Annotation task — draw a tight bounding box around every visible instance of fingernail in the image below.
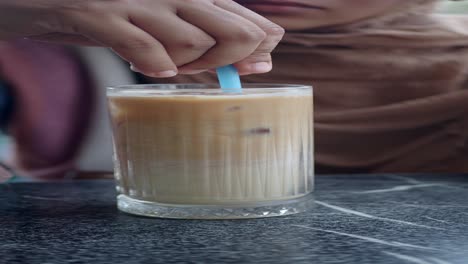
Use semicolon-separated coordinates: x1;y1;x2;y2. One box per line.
249;62;272;73
130;64;141;73
149;70;178;78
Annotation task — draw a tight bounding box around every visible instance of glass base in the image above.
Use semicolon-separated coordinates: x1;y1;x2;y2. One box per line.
117;193;314;219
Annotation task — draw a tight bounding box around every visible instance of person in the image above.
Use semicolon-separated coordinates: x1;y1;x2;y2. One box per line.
3;0;468;177
151;0;468;173
0;0;284;180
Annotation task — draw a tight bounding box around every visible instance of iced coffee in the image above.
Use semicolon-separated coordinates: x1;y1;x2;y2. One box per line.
107;84;313;219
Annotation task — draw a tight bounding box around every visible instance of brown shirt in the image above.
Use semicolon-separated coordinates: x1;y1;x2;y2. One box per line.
152;13;468;173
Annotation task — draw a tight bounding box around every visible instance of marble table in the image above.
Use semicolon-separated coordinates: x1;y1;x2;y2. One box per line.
1;174;467;264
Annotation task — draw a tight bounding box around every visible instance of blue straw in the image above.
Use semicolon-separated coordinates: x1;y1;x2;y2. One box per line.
216;65;242;93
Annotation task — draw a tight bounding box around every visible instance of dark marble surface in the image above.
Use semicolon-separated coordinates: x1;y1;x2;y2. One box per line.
1;174;468;264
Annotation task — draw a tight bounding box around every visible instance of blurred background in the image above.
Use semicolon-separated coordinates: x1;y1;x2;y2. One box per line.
0;0;467;181
438;0;468;13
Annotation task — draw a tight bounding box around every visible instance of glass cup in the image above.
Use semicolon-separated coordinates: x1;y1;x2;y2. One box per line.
107;84;314;219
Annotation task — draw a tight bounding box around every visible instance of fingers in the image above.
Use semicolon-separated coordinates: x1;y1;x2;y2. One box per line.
213;0;285;75
68;13;177;77
175;1;267;73
128;9;216;69
54;0;284;77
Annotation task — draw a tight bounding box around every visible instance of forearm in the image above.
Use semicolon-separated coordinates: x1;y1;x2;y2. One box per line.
0;0;61;40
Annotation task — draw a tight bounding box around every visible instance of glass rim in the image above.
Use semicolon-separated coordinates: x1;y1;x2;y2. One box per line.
107;83;312;97
107;83;312;90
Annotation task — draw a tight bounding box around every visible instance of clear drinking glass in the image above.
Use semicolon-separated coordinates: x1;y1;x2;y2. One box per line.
107;84;314;219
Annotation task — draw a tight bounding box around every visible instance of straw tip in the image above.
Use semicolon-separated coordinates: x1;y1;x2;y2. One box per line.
216;65;242;92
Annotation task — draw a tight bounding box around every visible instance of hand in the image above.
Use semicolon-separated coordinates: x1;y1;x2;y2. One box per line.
0;0;284;77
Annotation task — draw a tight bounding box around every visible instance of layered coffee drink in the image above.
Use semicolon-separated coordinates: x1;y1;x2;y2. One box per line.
107;84;313;218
